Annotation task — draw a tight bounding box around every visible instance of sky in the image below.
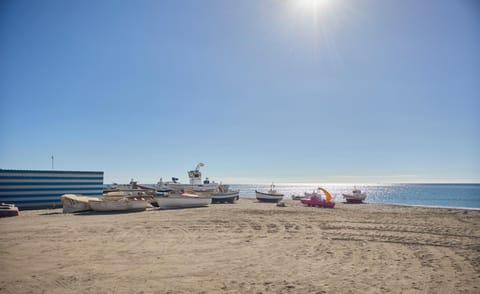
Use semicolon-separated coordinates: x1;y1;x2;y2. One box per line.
0;0;479;184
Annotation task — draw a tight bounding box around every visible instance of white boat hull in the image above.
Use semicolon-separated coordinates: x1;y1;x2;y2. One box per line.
156;195;211;209
167;183;219;192
60;194;100;213
89;199;152;212
342;193;367;203
255;191;284;202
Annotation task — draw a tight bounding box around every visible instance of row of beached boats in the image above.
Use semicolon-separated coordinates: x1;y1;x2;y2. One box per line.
61;163;241;213
290;187;367;204
57;163;366;213
255;184;367;209
258;184;337;208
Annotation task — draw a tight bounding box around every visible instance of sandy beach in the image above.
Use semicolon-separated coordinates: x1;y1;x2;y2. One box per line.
1;199;479;293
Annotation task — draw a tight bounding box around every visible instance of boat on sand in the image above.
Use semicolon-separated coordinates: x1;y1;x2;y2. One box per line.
342;188;367;203
60;194;101;213
163;163;219;192
89;197;152;212
300;187;335;208
0;203;19;217
209;184;239;204
156;193;211;209
255;183;284;202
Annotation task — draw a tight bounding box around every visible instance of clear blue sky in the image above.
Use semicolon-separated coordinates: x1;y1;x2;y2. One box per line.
1;0;479;184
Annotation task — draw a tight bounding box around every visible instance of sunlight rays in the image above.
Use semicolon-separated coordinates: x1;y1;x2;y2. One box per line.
283;0;345;67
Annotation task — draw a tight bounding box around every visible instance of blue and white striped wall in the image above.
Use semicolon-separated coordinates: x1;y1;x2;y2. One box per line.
0;169;104;209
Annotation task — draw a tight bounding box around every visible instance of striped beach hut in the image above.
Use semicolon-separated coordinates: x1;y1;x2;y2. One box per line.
0;169;104;209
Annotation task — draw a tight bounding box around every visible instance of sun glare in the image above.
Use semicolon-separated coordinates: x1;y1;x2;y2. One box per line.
296;0;332;10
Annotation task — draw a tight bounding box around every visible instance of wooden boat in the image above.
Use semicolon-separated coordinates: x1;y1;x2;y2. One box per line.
60;194;101;213
89;197;152;212
155;193;211;209
300;187;335;208
342;188;367;203
0;203;19;217
104;179;155;194
255;183;284;202
104;190;157;206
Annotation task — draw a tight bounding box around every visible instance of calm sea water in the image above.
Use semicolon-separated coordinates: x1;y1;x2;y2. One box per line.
229;183;480;209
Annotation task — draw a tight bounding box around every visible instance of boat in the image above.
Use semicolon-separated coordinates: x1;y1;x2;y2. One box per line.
342;188;367;203
255;183;284;202
291;194;307;200
60;194;101;213
104;180;157;206
103;190;156;205
162;163;220;192
300;187;335;208
211;185;240;204
0;203;19;217
104;179;156;196
155;192;211;209
89;197;152;212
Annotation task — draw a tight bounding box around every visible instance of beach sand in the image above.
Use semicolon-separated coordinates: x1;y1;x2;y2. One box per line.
1;199;479;293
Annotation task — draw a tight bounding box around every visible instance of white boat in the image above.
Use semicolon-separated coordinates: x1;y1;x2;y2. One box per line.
0;203;19;217
255;183;284;202
342;188;367;203
160;163;219;193
60;194;101;213
156;193;211;209
89;197;152;212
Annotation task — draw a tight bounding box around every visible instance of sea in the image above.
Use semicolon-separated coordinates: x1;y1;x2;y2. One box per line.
228;183;480;209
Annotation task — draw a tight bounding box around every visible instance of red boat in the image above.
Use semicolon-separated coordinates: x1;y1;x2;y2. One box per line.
300;187;335;208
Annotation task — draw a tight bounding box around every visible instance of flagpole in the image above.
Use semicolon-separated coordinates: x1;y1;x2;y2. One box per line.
51;155;54;170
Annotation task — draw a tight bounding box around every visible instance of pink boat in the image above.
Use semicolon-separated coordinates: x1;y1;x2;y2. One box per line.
301;197;335;208
300;187;335;208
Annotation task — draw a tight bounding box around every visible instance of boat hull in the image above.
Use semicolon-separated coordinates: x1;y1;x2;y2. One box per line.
0;204;19;217
167;183;219;192
300;198;335;208
342;193;367;203
344;197;364;203
156;195;211;209
60;194;100;213
89;199;152;212
255;191;284;203
211;191;239;204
